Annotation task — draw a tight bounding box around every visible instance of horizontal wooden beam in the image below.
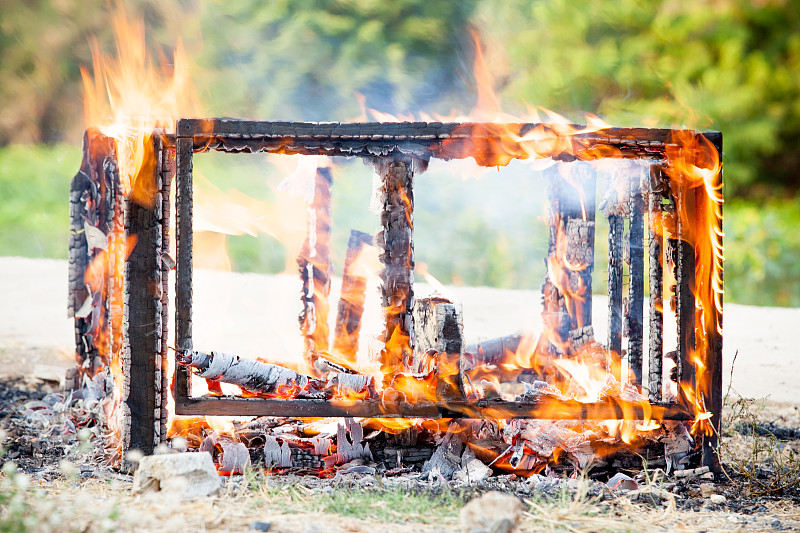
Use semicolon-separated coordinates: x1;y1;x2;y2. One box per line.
175;395;693;421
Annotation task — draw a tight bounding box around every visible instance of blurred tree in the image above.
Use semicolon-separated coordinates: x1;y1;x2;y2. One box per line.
194;0;476;120
0;0;197;144
474;0;800;195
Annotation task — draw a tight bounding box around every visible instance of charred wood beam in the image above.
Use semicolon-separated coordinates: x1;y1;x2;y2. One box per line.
175;137;194;400
298;166;333;374
157;139;175;443
174;395;695;421
68;129;120;382
374;153;419;389
699;133;724;473
122;134;164;454
332;230;373;364
648;165;665;403
176;119;717;162
627;167;645;388
673;187;696;412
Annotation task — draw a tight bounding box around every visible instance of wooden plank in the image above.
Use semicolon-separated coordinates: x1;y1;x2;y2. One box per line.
627;167;645;387
648;165;665;402
174;396;693;421
122;135;162;454
607;215;624;380
175;137;194;401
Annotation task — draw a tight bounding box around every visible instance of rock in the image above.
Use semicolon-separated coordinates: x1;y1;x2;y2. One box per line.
459;491;523;533
699;483;715;498
709;494;726;504
249;521;271;531
133;452;220;497
454;448;492;484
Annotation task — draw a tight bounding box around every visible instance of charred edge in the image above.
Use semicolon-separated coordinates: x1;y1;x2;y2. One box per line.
627;169;645;387
175;119;718;162
648;165;665;403
333;230;374;363
175;137;194;400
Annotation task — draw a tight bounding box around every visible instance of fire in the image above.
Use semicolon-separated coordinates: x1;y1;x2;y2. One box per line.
77;9;722;475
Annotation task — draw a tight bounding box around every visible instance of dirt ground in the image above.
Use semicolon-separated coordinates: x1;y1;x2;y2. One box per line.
1;256;799;532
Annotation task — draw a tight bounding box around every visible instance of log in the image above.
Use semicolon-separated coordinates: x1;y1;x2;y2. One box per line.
412;297;465;400
298;166;333;374
178;350;322;398
332;230;374;364
158;139;175;442
374;154;418;389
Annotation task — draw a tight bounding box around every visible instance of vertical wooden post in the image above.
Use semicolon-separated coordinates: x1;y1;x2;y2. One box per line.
157;141;175;442
175;135;194;401
627;167;645;387
648;164;665;402
674;186;696;412
375;154;416;389
122;134;163;454
701;133;723;473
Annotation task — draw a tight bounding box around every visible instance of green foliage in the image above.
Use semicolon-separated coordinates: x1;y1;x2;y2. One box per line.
0;144;78;259
195;0;475;121
724;197;800;306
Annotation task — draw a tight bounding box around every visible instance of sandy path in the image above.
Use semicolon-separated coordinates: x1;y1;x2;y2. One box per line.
1;256;797;402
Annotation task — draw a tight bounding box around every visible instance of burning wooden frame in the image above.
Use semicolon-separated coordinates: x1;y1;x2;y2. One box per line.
68;119;722;471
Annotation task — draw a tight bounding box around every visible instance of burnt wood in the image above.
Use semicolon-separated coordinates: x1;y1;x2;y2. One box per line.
122;134;164;453
627;167;645;387
648;165;665;403
375;154;417;388
174;395;693;421
607;215;624;379
175;137;194;399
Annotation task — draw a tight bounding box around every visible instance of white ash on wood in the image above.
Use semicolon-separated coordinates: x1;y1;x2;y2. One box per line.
413;296;465;400
179;350;322;398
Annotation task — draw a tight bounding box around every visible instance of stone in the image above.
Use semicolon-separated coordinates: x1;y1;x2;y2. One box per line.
459;491;523;533
699;482;715;498
709;494;726;504
454;448;492;484
133;452;220;497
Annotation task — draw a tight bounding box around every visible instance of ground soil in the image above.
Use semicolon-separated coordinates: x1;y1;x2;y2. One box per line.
1;256;799;532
